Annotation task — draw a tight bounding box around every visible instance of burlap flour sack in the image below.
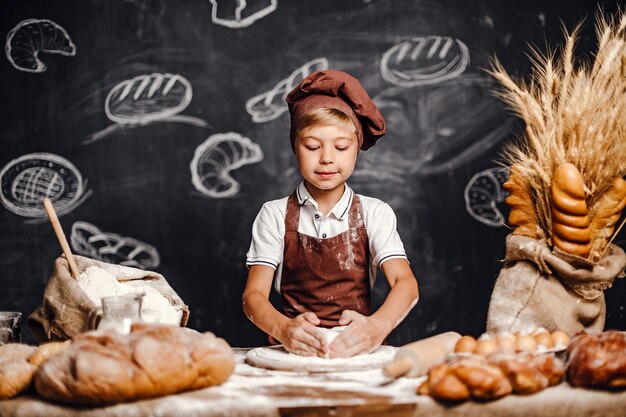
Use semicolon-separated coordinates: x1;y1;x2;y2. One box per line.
487;234;626;336
28;255;189;343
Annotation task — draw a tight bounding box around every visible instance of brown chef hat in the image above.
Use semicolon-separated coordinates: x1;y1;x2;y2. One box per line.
286;69;385;152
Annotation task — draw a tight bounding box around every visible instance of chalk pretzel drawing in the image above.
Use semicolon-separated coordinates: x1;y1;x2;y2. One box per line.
0;153;90;220
5;18;77;73
209;0;278;29
190;132;263;198
85;73;208;144
246;57;329;123
71;221;160;270
380;36;469;87
464;167;510;227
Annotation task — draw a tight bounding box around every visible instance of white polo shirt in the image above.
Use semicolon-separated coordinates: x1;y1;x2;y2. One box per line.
246;182;408;292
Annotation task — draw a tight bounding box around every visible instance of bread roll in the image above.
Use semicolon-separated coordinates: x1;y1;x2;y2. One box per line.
504;165;540;238
454;360;512;400
426;364;470;401
495;358;548;394
34;323;235;405
550;163;591;257
567;330;626;389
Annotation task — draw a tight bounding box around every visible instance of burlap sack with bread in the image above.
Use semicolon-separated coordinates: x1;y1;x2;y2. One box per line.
486;17;626;336
28;255;189;342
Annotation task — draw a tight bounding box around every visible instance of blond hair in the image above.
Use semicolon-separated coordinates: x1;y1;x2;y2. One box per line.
293;107;357;140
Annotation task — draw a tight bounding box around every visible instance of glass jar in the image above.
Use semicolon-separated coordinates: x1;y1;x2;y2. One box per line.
97;294;143;334
0;311;21;345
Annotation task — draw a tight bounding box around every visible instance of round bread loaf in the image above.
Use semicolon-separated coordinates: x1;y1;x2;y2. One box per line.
34;323;235;405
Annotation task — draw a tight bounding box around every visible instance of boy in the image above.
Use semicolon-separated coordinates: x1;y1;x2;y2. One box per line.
243;70;419;358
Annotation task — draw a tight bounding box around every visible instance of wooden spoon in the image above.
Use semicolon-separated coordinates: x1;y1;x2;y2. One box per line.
43;198;80;278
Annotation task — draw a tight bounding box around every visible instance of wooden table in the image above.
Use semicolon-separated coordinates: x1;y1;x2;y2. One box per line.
1;349;625;417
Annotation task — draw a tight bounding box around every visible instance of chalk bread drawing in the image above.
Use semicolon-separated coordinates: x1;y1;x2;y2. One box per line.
380;36;469;87
246;58;329;123
71;221;160;270
209;0;278;29
85;73;208;144
0;153;90;220
190;132;263;198
5;18;76;73
464;167;509;227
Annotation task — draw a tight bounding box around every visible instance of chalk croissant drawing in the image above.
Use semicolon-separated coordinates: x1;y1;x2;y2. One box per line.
71;221;160;270
380;36;469;87
0;153;90;221
464;167;509;227
85;73;208;144
190;132;263;198
209;0;277;29
246;57;329;123
5;18;77;73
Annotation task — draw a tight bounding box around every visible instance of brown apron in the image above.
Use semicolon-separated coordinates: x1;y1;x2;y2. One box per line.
280;192;371;328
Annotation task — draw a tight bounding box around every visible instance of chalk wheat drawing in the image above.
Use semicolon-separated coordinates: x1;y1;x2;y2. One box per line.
190;132;263;198
85;73;208;144
464;167;509;227
71;221;160;270
209;0;278;29
246;57;329;123
380;36;469;87
0;153;90;222
5;18;76;73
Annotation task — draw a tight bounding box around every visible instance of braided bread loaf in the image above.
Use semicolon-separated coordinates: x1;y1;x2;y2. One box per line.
504;165;540;238
551;163;591;257
418;353;564;402
589;177;626;261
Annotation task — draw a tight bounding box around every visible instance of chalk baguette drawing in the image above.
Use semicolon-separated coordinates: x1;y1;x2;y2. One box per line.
209;0;277;29
464;167;509;227
0;153;90;221
5;18;76;73
246;57;329;123
190;132;263;198
380;36;469;87
85;73;208;144
71;221;160;270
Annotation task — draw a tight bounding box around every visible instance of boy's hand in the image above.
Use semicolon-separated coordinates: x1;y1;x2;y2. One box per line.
328;310;391;358
278;312;328;357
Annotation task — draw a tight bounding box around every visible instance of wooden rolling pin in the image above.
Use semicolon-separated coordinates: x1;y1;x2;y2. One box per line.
383;331;461;379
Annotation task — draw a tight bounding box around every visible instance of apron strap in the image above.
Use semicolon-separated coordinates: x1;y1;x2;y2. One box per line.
285;193;300;233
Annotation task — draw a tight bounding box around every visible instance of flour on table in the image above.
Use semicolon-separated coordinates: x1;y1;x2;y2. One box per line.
77;265;182;325
246;345;396;372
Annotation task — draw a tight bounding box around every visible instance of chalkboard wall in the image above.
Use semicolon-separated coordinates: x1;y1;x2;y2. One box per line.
1;0;624;347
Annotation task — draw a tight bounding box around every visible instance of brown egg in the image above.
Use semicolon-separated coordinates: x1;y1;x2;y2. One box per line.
532;327;549;336
496;336;516;353
515;335;537;353
455;336;478;353
551;330;571;347
534;332;555;349
476;338;498;356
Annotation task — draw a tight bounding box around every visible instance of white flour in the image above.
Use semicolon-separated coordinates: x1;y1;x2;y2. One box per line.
77;266;182;325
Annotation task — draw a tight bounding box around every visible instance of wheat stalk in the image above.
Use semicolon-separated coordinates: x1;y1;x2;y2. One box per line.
489;9;626;259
